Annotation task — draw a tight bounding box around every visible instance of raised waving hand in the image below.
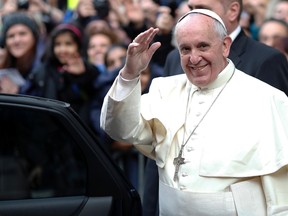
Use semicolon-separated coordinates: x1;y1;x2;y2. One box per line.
120;27;161;80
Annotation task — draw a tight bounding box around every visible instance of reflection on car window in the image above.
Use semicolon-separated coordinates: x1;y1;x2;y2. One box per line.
0;106;87;200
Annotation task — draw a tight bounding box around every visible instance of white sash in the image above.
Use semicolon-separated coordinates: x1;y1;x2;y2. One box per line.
159;181;237;216
230;177;267;216
159;177;267;216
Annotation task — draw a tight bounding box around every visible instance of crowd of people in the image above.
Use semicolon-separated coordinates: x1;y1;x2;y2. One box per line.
0;0;178;192
1;0;288;215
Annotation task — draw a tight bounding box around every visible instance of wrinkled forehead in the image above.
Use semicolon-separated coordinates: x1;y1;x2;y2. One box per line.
177;9;227;33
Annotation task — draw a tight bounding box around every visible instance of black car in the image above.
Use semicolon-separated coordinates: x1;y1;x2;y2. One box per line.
0;94;142;216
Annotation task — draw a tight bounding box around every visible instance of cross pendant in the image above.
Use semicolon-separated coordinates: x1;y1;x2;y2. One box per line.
173;153;185;181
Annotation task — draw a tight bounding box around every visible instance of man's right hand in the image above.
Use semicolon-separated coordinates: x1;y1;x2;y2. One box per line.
120;27;161;80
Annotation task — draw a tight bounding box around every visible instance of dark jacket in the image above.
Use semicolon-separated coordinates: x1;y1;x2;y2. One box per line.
31;60;100;124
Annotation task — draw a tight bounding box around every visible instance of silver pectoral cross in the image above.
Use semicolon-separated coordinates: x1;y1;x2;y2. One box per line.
173;149;185;181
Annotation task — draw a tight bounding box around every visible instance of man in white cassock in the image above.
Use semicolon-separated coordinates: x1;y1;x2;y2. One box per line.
100;9;288;216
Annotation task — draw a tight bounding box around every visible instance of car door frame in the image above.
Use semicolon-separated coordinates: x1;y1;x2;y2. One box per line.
0;94;142;216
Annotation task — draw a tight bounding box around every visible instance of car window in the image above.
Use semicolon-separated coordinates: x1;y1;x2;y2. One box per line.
0;106;87;200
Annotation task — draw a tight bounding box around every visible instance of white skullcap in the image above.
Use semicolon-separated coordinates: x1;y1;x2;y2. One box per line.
177;9;227;33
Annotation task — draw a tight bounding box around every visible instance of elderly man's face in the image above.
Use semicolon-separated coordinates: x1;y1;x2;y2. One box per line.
176;14;231;87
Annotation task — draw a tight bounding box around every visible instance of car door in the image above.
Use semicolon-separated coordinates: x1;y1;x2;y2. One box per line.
0;94;142;216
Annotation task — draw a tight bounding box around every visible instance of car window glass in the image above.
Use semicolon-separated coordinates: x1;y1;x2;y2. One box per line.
0;106;87;200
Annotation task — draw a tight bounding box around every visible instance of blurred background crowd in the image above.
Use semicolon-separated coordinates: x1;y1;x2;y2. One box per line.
0;0;287;198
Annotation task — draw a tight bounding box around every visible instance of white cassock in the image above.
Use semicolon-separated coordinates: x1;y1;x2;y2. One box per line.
101;60;288;216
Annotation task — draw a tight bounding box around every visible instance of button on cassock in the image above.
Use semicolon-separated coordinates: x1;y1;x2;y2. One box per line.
180;186;186;190
186;146;194;152
182;172;188;177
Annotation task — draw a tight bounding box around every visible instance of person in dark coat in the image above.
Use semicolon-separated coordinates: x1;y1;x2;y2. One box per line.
32;22;99;125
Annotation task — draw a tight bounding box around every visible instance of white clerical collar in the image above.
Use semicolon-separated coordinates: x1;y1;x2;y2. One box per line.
229;25;241;42
189;59;235;91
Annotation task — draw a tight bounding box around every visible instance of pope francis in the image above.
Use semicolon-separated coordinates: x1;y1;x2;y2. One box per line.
100;9;288;216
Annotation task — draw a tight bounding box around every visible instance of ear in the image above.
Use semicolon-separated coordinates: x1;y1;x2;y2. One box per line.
223;35;232;57
227;1;241;23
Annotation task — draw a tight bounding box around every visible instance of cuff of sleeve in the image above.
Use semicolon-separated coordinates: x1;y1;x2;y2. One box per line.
113;74;140;100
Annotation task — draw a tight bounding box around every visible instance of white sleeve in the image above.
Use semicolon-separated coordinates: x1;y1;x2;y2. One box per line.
112;74;140;100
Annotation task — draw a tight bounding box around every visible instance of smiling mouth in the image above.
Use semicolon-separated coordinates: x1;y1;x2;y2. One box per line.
190;64;207;70
58;55;68;59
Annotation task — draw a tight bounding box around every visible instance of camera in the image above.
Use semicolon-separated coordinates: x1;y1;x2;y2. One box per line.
93;0;109;19
18;0;29;10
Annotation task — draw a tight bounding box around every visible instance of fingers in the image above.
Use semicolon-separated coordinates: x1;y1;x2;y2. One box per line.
0;76;19;93
122;27;161;80
148;41;161;56
128;27;160;56
63;54;85;75
132;27;159;45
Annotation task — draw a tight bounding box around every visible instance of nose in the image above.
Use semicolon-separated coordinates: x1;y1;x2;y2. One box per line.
11;34;21;44
114;58;123;69
189;50;202;65
58;44;67;52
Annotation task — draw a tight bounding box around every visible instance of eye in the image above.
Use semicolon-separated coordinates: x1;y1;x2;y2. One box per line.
179;46;190;55
65;41;73;46
19;31;28;36
7;34;14;39
198;42;209;50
